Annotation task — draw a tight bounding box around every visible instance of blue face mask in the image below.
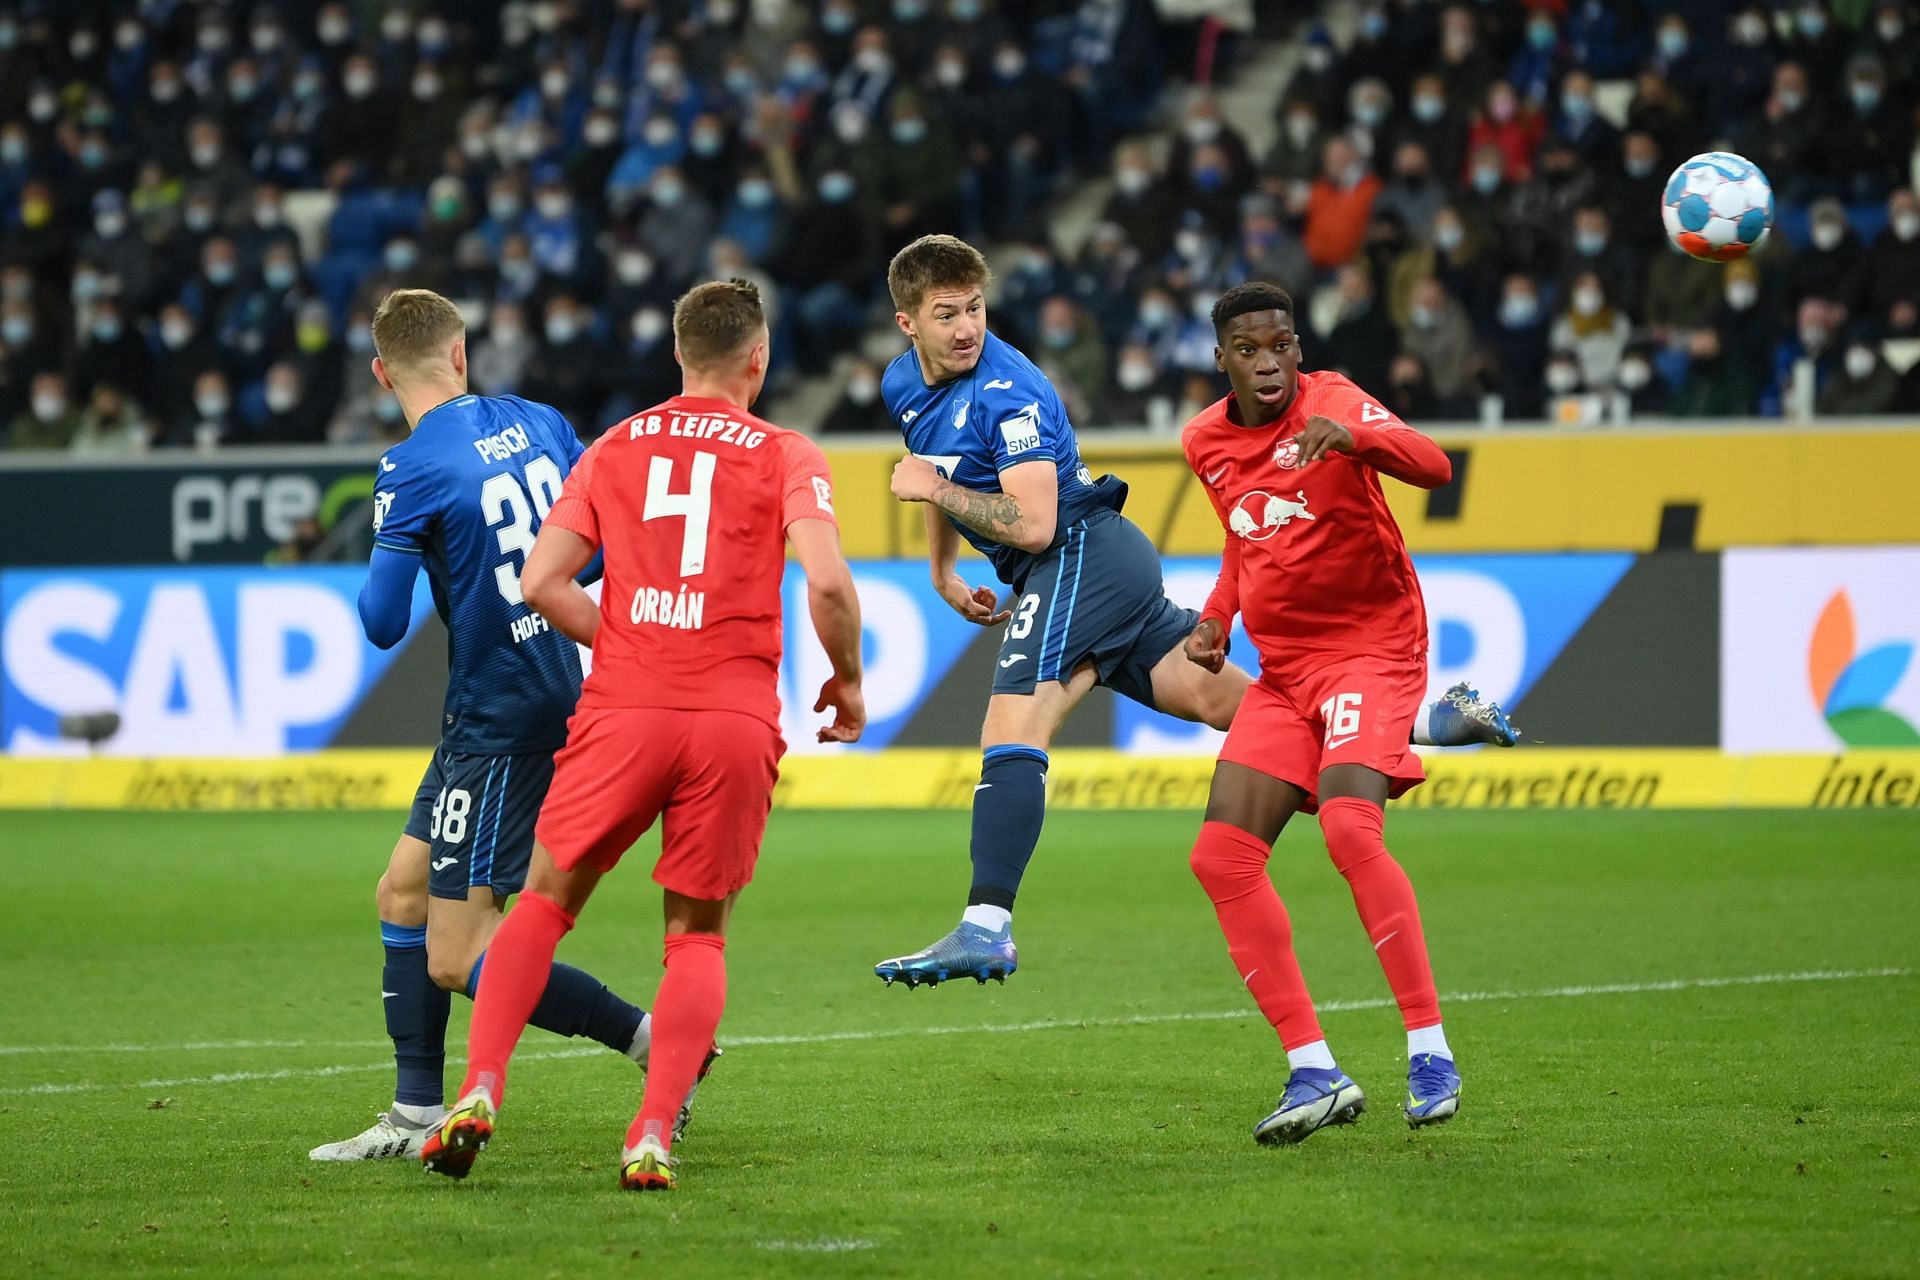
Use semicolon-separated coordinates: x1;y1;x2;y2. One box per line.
1193;165;1227;192
265;262;297;290
1;319;31;345
818;173;856;203
0;139;24;165
207;261;237;287
1471;166;1501;194
1851;82;1882;112
822;9;855;34
1562;93;1592;122
891;118;928;144
1528;21;1555;49
94;317;124;342
690;131;724;157
737;179;774;208
1657;30;1687;59
1362;12;1387;38
1499;295;1538;327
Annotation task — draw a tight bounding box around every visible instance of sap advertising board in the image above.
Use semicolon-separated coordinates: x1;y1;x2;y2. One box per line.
2;555;1630;757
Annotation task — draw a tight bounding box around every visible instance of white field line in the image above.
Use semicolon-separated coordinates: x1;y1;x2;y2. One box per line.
1;967;1908;1098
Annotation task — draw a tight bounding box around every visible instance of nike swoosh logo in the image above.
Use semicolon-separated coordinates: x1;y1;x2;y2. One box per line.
985;379;1014;390
1242;968;1260;986
1372;930;1400;952
381;991;398;999
1327;734;1358;750
998;653;1030;668
975;783;992;792
1205;467;1227;484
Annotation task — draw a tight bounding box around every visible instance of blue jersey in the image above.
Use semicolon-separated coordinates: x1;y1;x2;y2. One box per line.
882;331;1125;585
368;394;585;754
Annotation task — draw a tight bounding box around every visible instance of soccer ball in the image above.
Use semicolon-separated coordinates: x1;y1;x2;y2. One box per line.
1661;152;1774;261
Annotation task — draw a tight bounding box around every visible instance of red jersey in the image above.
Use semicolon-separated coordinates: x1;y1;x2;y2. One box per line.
1181;370;1450;680
544;394;837;731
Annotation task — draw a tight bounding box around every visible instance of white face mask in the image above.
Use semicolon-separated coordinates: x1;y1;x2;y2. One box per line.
1546;363;1580;393
846;374;879;403
1117;362;1155;392
546;316;579;344
1726;280;1759;310
32;394;67;421
196;393;229;418
1894;213;1920;242
162;321;193;349
1572;286;1603;317
1812;222;1843;251
617;253;654;285
1845;347;1876;379
1617;360;1651;390
266;384;299;413
632;311;666;343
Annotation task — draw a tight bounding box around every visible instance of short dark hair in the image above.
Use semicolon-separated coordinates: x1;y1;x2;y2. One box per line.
672;277;765;368
888;233;992;315
1211;282;1295;336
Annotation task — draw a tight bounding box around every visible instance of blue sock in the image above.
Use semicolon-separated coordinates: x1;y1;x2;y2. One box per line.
466;952;647;1056
967;745;1049;910
381;922;448;1109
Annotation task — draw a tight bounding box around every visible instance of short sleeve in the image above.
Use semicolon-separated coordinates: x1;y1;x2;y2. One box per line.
370;447;438;554
544;439;602;545
979;366;1062;471
779;434;838;529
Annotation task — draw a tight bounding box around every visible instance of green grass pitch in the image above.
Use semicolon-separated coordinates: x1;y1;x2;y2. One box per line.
1;808;1915;1278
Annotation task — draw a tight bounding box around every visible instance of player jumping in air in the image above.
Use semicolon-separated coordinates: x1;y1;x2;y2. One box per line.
421;280;865;1191
1183;282;1462;1143
872;236;1514;989
311;290;665;1162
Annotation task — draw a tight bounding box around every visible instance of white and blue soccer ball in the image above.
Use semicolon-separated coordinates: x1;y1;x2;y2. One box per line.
1661;151;1774;261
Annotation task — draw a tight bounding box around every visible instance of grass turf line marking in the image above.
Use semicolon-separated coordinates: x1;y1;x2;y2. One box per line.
2;967;1908;1096
755;1239;878;1253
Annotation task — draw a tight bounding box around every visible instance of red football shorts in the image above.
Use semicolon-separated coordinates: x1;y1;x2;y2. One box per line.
1219;655;1427;812
536;707;785;901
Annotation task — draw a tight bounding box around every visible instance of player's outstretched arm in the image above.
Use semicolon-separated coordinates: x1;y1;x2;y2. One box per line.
1296;411;1452;490
358;545;421;650
891;455;1058;554
522;524;602;647
788;518;866;744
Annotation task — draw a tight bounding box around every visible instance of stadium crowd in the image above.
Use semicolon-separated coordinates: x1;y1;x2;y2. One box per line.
0;1;1917;453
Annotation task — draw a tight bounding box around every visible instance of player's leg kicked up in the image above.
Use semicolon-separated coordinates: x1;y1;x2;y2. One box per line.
870;237;1514;989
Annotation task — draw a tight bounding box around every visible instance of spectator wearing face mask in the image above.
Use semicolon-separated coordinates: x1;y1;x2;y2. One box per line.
876;90;964;243
679;112;739;209
1789;200;1862;309
1852;188;1920;338
817;356;893;434
1398;275;1480;404
8;371;84;450
525;173;589;283
469;301;534;397
1767;297;1845;416
1624;68;1693;159
1127;287;1184;368
1643;239;1724;348
1303;135;1380;272
1175;141;1245;243
242;359;328;444
6;181;74;287
73;382;150;454
0;301;56;429
1711;8;1781;132
1507;9;1566;108
520;295;610;433
1317;264;1397;392
1783;1;1847;89
1553;70;1619;170
1232;203;1311;311
1827;56;1914;205
179;368;239;448
1383;73;1464;195
353;234;441;316
1342;78;1396;157
1741;61;1825;203
1261;95;1329;201
1614;346;1671;418
1557;206;1642;318
605;303;681;426
832;26;899;114
1104;140;1177;260
1606;131;1669;258
1677;259;1774;416
1106;341;1173;430
1483;273;1550;420
330;54;396;173
77;189;155;311
1551;271;1631;392
1382;351;1444;422
1816;342;1901;416
1032;295;1109;424
638;166;717;291
1395;205;1498;334
1371;142;1445;246
70;296;152;403
180;117;253;224
147;301;218;425
1465;81;1546;186
394;61;463;184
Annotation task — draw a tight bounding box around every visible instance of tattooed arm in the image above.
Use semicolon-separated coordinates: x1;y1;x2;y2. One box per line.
891;457;1059;553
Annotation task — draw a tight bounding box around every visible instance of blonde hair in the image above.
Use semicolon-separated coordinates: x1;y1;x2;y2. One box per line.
672;278;765;368
887;234;992;315
369;288;466;372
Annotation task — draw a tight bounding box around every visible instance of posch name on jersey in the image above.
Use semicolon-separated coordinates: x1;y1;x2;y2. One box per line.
472;423;533;463
627;411;768;450
629;583;707;630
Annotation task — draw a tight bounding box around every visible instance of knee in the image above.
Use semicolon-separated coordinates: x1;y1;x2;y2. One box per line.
426;946;476;994
1189;822;1266;897
376;871;427;928
1318;798;1385;876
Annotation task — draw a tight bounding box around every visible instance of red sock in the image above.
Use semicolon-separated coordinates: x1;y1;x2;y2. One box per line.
1188;820;1324;1050
459;892;573;1106
1318;797;1441;1031
626;932;727;1153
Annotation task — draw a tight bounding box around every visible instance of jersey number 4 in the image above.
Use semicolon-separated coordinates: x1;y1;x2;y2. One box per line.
643;451;717;576
482;456;565;605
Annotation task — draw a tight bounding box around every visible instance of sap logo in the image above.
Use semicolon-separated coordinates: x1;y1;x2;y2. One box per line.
1;577;370;756
171;474;321;562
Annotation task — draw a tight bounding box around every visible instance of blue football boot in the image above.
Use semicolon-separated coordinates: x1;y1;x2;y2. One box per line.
1252;1067;1367;1145
1404;1053;1462;1128
874;921;1017;988
1421;681;1520;748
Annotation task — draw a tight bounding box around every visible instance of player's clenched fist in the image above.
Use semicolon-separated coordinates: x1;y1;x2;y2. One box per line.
1185;616;1229;673
1293;414;1355;464
890;454;941;502
936;572;1012;626
813;675;867;744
